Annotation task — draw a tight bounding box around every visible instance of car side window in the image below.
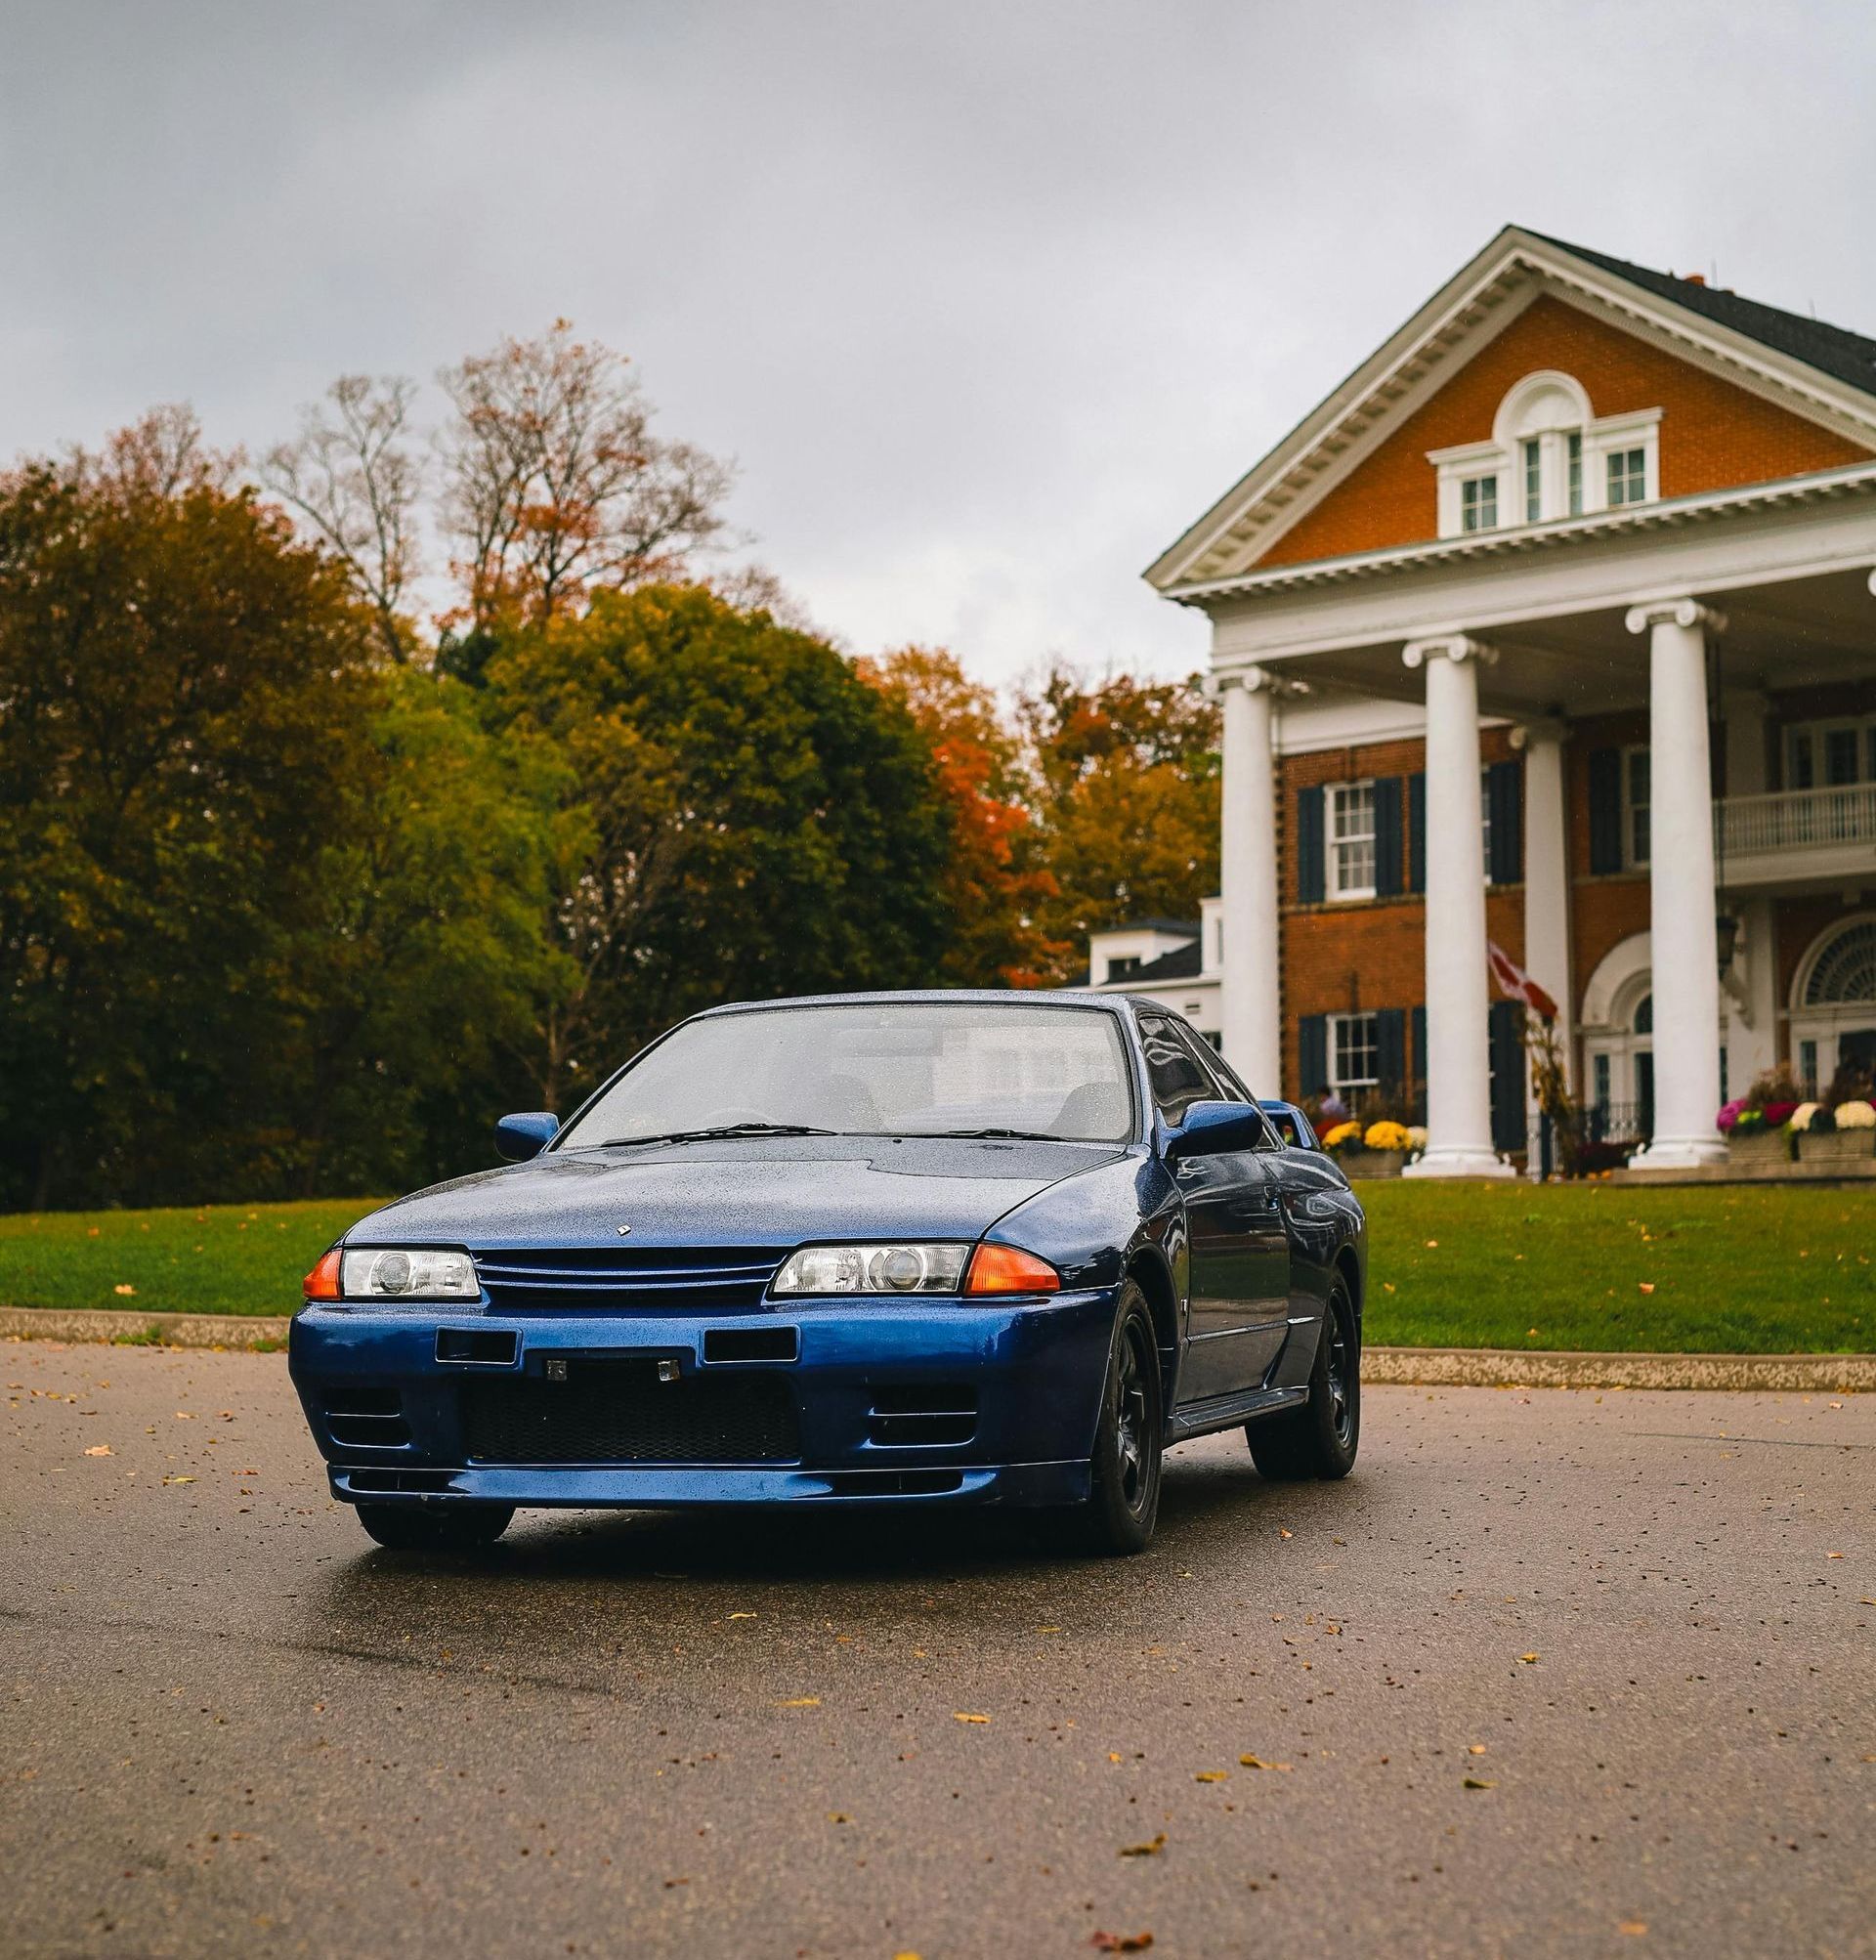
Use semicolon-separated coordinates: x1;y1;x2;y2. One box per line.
1136;1015;1215;1124
1168;1023;1282;1148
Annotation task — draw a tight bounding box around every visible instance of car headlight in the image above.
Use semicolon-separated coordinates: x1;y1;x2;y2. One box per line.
339;1247;480;1301
771;1243;970;1296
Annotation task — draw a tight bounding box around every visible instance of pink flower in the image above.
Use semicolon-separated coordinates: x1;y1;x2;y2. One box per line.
1715;1097;1746;1134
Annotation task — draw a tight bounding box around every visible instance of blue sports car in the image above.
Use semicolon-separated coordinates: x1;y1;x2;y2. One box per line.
290;992;1366;1555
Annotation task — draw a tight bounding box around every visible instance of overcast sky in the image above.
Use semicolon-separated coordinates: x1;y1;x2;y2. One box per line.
3;1;1873;685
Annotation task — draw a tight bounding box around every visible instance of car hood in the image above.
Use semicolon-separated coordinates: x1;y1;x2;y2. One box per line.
346;1134;1130;1251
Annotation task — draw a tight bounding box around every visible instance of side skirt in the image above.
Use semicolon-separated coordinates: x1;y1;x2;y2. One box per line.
1166;1383;1308;1445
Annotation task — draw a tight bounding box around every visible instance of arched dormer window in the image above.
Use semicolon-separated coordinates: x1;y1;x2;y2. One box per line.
1428;370;1662;538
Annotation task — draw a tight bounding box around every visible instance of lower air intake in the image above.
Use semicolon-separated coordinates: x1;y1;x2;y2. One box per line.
462;1360;799;1465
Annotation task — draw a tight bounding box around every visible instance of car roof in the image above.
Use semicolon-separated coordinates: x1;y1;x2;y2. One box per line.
691;989;1131;1018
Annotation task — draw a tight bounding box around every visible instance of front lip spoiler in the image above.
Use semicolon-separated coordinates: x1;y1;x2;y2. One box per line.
327;1460;1090;1509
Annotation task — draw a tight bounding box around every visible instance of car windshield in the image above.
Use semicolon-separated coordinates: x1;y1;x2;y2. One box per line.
557;1001;1135;1148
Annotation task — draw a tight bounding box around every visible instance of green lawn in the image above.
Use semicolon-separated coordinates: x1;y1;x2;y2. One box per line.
1359;1180;1873;1353
0;1199;382;1318
0;1182;1870;1354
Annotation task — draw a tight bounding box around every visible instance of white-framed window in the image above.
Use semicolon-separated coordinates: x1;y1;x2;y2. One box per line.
1328;1011;1380;1096
1327;782;1378;900
1607;447;1647;507
1460;475;1498;533
1428;373;1659;536
1623;745;1650;868
1785;715;1876;789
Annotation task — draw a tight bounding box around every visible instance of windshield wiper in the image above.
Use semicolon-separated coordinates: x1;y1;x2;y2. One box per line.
917;1127;1065;1142
598;1123;837;1148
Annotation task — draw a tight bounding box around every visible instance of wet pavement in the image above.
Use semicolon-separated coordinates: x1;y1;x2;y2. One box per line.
3;1342;1871;1958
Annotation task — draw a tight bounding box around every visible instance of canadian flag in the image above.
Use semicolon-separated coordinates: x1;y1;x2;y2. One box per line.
1487;942;1559;1022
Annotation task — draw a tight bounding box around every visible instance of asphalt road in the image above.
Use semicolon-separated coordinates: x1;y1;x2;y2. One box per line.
3;1345;1871;1960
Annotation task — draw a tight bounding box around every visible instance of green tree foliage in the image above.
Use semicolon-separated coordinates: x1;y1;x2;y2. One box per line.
481;584;956;1109
0;420;564;1209
1016;665;1221;980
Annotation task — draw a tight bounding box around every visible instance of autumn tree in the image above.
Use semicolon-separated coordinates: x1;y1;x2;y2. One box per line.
481;585;954;1109
1016;664;1221;981
262;375;423;662
860;647;1064;986
438;320;734;633
0;420;380;1206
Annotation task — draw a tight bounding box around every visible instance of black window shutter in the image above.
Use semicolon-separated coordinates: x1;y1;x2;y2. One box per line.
1411;1004;1428;1122
1489;1000;1524;1154
1373;777;1404;897
1298;1014;1328;1099
1375;1006;1406;1091
1588;746;1622;874
1487;757;1523;884
1408;772;1427;893
1297;786;1326;904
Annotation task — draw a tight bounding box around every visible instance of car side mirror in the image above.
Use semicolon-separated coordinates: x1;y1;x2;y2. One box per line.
1166;1099;1266;1159
495;1111;560;1162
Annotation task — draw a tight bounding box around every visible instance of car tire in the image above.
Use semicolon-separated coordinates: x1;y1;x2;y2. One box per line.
1247;1274;1359;1482
354;1502;515;1552
1067;1281;1164;1555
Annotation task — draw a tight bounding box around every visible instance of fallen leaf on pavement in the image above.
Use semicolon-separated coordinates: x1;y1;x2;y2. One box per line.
84;1444;113;1457
1194;1770;1228;1783
1463;1777;1496;1790
162;1474;195;1485
1118;1834;1167;1857
1089;1933;1154;1953
1619;1922;1648;1938
775;1697;820;1707
1278;1528;1294;1540
1518;1653;1540;1664
954;1712;990;1724
1468;1744;1487;1755
728;1611;757;1619
1239;1755;1293;1771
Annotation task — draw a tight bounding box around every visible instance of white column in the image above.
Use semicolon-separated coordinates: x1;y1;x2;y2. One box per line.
1516;722;1573;1072
1401;635;1513;1179
1625;599;1728;1170
1217;666;1282;1096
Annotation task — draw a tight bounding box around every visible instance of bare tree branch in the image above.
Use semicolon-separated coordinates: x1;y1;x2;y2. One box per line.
437;320;735;629
262;375;421;662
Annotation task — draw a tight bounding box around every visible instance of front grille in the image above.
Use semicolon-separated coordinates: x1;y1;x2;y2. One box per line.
473;1245;789;1313
462;1360;799;1464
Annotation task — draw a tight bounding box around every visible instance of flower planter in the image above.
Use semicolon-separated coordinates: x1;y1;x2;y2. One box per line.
1797;1129;1876;1167
1337;1147;1406;1178
1726;1129;1793;1169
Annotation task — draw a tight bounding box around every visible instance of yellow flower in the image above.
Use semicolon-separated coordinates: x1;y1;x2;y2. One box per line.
1363;1120;1409;1151
1323;1120;1362;1148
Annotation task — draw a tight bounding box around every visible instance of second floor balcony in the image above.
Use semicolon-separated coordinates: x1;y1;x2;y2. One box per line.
1718;782;1876;887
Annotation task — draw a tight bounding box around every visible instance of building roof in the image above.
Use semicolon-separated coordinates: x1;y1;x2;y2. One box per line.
1090;916;1200;940
1129;941;1205;982
1146;225;1876;596
1531;233;1876;400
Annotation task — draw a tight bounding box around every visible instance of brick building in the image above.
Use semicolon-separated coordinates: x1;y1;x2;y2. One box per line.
1121;227;1876;1172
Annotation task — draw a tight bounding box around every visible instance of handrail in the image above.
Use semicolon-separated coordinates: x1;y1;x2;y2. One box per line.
1717;782;1876;857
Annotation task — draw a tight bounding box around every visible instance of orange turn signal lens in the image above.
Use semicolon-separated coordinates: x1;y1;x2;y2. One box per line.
963;1243;1061;1297
303;1248;343;1301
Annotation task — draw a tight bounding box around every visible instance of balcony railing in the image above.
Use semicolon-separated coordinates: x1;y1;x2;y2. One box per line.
1718;782;1876;860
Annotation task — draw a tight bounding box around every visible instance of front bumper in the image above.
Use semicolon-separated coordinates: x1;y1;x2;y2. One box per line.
289;1288;1118;1511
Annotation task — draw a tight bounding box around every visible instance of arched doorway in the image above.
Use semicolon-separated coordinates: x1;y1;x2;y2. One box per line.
1790;916;1876;1094
1580;932;1655;1141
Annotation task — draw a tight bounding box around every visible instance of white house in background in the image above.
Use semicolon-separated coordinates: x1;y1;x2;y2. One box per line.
1087;905;1223;1042
1140;226;1876;1172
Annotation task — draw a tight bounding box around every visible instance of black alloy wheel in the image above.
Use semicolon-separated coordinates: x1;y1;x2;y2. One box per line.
1069;1281;1164;1555
354;1502;515;1553
1247;1274;1360;1481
